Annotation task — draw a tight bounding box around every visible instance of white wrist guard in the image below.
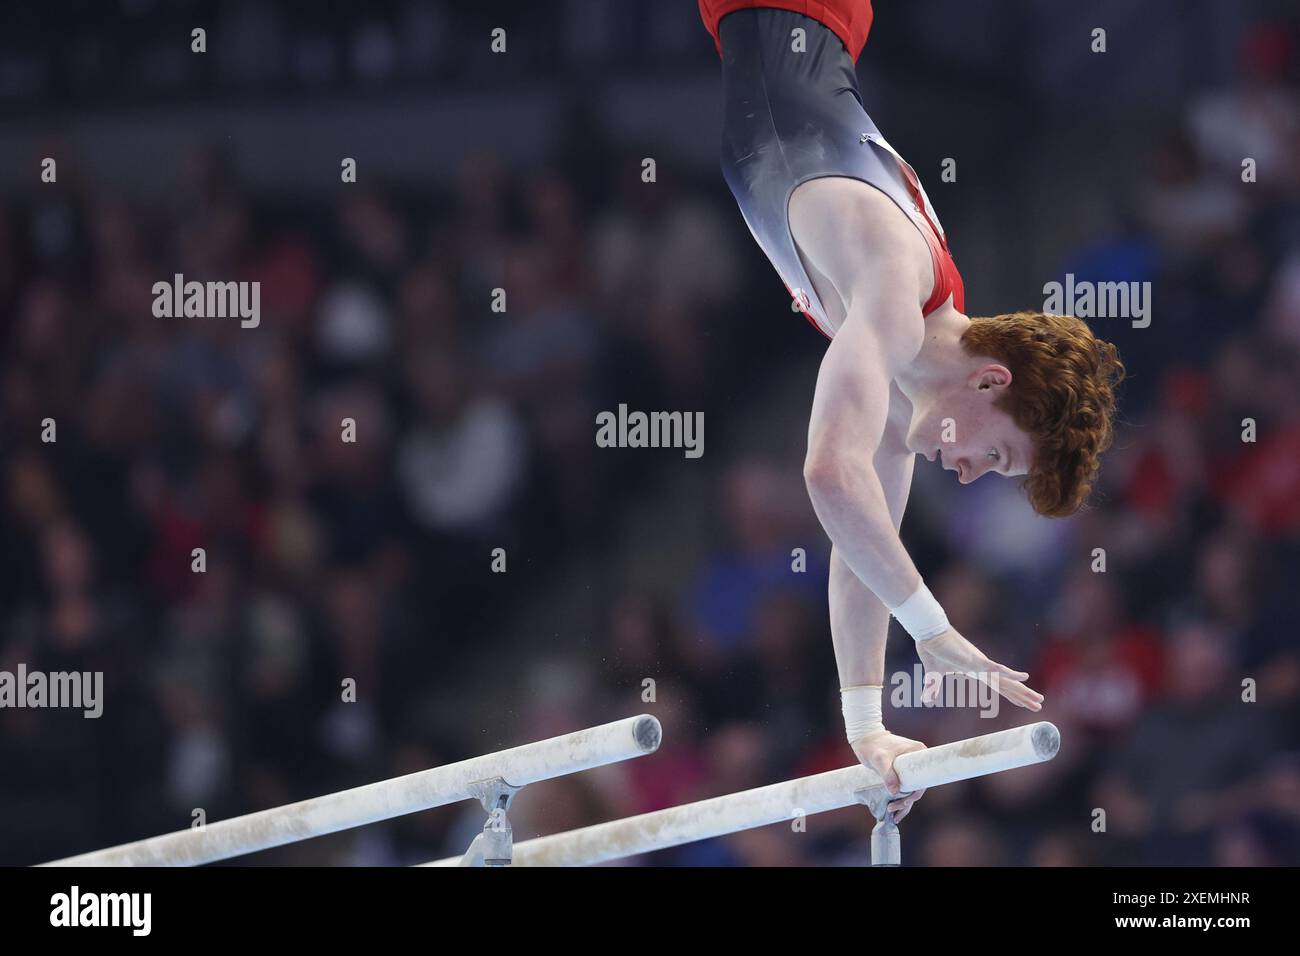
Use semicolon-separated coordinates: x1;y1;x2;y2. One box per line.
890;581;950;642
841;685;884;743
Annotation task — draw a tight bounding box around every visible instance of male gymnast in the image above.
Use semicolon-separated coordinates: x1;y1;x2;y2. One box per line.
699;0;1124;821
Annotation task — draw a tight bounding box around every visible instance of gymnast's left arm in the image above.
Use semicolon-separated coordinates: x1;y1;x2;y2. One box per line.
829;415;929;821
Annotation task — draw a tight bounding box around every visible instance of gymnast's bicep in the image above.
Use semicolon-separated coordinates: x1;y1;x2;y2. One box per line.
806;296;921;471
807;321;890;470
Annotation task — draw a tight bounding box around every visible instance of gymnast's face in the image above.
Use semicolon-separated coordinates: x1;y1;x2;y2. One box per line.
906;363;1034;484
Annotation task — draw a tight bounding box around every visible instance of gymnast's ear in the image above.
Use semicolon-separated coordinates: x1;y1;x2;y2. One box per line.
972;364;1012;392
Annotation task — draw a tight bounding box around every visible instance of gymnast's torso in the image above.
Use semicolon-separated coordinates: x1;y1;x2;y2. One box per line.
706;2;965;337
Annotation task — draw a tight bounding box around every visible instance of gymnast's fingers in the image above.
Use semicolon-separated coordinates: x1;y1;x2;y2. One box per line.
986;659;1032;682
888;786;926;820
989;676;1044;710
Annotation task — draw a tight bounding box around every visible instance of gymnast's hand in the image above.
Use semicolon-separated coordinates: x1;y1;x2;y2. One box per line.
850;730;928;821
914;627;1044;711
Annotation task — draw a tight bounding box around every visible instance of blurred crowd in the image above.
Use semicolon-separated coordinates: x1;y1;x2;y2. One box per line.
2;12;1299;866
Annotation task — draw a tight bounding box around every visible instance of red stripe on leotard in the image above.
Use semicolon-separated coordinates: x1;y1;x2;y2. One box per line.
699;0;875;62
788;161;965;337
894;157;965;316
787;161;964;335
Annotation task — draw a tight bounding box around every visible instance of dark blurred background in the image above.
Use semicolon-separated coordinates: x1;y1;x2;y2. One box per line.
1;0;1298;866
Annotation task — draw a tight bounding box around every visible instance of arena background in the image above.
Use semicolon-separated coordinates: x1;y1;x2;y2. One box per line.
1;0;1298;867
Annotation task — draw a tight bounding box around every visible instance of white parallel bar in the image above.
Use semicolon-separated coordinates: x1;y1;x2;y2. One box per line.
42;714;662;867
424;721;1059;867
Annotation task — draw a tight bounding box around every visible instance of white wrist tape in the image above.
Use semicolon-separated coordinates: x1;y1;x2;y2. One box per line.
890;581;950;642
840;685;884;742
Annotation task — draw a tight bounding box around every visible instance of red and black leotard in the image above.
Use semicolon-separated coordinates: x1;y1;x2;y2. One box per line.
701;1;965;338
